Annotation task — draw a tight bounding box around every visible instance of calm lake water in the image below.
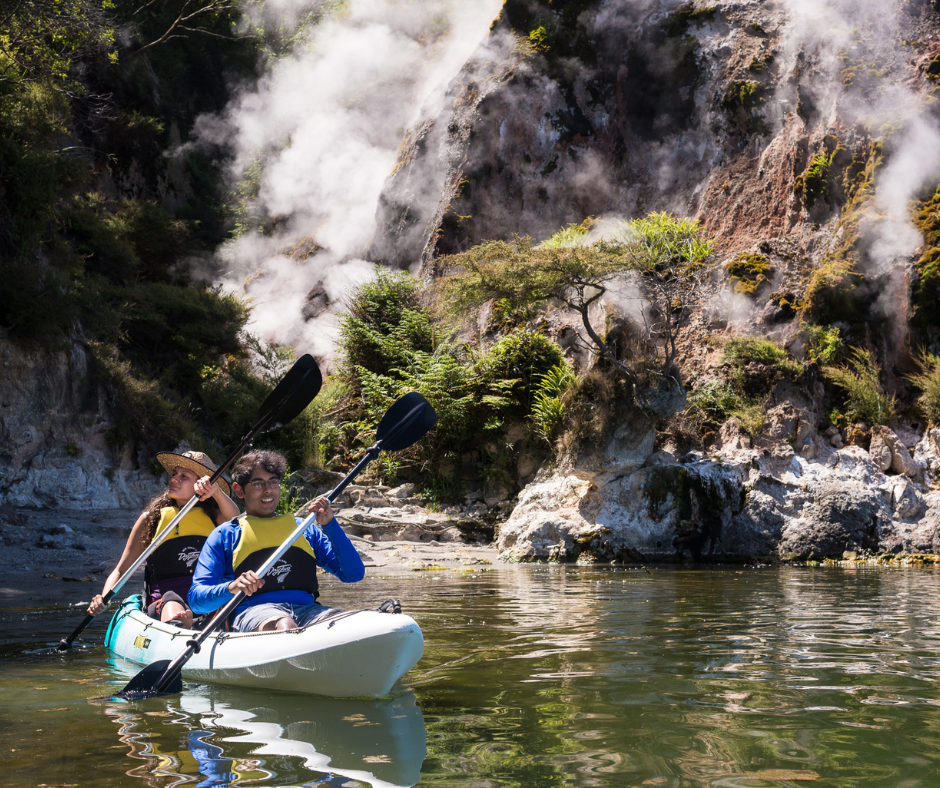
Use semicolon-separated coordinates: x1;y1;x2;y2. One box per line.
3;565;940;787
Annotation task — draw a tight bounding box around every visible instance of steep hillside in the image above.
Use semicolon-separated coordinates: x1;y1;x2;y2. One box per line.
364;0;940;561
373;0;940;366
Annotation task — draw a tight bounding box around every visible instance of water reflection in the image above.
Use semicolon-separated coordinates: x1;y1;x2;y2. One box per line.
96;686;426;788
8;566;940;786
385;566;940;786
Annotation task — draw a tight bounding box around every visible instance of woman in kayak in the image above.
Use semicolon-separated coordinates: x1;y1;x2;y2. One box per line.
88;450;239;628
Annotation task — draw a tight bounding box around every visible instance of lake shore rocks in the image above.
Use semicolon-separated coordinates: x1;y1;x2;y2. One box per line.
497;424;940;563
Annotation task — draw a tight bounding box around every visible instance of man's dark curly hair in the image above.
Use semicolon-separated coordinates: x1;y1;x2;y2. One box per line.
232;450;287;487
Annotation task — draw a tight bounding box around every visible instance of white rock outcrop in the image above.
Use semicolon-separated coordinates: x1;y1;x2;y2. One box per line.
497;420;940;562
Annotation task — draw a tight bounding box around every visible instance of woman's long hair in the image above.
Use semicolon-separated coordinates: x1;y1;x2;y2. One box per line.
140;490;223;546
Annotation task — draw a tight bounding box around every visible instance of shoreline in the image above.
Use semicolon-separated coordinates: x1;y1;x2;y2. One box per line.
0;507;501;603
4;506;940;606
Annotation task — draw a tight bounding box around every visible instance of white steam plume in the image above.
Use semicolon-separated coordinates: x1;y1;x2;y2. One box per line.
779;0;940;274
194;0;504;360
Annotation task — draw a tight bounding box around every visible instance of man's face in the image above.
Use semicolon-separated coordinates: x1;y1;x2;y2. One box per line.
234;465;282;518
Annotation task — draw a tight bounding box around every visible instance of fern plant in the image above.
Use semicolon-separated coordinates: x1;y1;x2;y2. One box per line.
531;363;577;443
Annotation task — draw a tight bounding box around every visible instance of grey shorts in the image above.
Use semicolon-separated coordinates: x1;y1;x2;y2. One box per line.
232;601;337;632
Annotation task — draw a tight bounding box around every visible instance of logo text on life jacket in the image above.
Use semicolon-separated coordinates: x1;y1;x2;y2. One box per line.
134;635;151;649
178;547;201;568
270;561;292;584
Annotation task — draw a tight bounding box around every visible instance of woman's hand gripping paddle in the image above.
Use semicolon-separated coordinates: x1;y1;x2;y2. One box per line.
118;391;437;698
55;355;323;652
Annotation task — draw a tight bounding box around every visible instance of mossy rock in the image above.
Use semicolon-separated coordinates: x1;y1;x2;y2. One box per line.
768;290;800;316
925;55;940;80
723;80;763;110
726;252;773;296
801;142;883;321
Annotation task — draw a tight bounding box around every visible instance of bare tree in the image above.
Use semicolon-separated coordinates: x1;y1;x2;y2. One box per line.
127;0;251;56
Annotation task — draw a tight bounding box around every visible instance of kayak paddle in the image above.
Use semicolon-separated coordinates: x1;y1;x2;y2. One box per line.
56;354;323;652
118;390;437;698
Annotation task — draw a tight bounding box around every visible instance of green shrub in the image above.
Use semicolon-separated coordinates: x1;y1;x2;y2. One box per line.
729;400;765;436
337;271;567;497
339;268;433;381
685;382;764;436
200;339;345;470
824;347;896;425
907;350;940;426
89;342;200;450
687;382;740;421
723;337;785;365
615;211;713;269
540;217;596;248
473;331;566;418
65;194;191;284
807;324;843;366
722;337;803;379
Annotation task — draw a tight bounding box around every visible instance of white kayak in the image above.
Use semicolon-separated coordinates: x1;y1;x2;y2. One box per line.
104;595;424;698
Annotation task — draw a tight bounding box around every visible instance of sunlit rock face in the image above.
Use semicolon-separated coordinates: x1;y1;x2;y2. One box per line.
497;427;940;563
371;0;940;389
372;0;921;264
0;334;162;509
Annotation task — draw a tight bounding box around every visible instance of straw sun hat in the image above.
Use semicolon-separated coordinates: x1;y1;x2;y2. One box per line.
155;450;231;496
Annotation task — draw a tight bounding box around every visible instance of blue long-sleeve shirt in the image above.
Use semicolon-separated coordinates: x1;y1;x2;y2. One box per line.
187;516;364;617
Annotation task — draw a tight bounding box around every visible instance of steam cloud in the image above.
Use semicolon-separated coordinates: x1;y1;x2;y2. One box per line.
779;0;940;275
193;0;940;362
194;0;504;361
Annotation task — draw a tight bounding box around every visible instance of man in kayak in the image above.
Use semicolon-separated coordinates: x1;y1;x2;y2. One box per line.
187;449;364;631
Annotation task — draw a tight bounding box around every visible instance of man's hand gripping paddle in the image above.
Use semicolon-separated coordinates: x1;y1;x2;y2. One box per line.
55;355;323;652
118;391;437;698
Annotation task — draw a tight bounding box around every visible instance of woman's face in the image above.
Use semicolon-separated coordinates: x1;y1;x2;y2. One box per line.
167;467;199;503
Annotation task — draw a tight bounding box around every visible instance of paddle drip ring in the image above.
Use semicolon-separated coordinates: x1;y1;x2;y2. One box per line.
185;639;201;654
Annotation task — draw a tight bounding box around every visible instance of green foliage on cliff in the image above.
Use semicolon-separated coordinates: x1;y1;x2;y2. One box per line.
907;350;940;427
723;337;803;379
201;339;347;468
340;269;433;378
807;325;843;366
0;0;284;463
440;212;713;392
531;363;577;444
912;186;940;330
802;140;882;321
824;347;896;426
541;217;596;248
337;269;564;488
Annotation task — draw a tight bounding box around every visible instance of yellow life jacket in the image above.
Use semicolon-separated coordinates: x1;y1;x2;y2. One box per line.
232;513;319;598
146;506;216;584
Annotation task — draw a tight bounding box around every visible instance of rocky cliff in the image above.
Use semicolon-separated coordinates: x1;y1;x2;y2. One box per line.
366;0;940;561
0;333;162;509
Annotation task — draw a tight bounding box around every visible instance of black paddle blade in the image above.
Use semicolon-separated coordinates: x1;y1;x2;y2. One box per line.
252;354;323;434
117;659;183;698
376;392;438;452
